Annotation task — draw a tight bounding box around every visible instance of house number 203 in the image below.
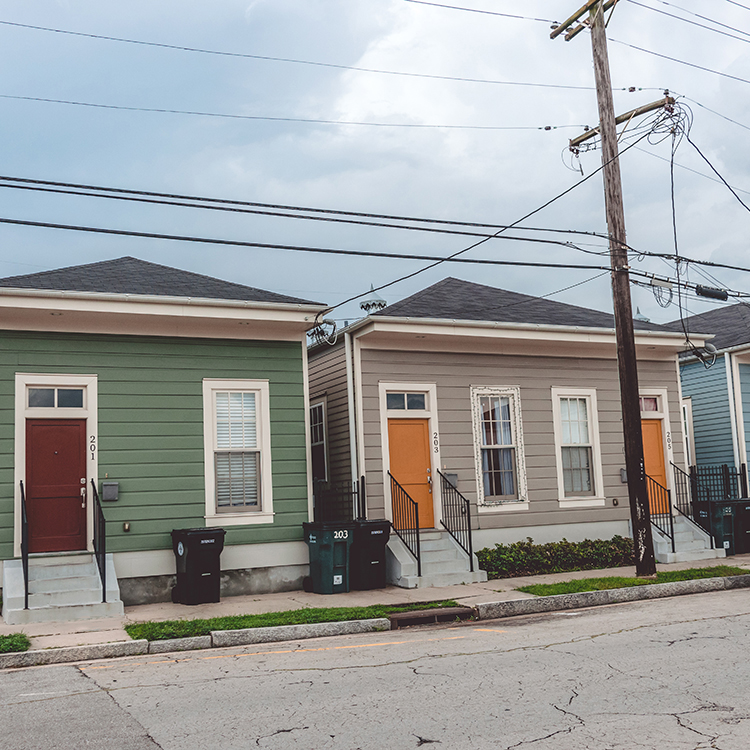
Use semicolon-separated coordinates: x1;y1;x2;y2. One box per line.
334;530;349;539
433;432;440;453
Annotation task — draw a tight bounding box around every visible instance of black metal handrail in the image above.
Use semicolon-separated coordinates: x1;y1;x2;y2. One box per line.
388;472;421;577
437;471;473;571
646;474;675;553
20;480;29;610
91;479;107;603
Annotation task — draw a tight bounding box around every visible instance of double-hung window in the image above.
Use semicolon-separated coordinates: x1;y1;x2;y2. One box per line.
552;388;604;506
471;386;527;506
310;401;327;482
203;379;273;526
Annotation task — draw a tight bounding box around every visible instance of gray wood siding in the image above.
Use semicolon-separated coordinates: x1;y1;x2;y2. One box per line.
359;349;684;532
308;343;352;484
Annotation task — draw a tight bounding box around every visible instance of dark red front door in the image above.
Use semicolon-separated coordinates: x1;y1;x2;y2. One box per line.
26;419;87;553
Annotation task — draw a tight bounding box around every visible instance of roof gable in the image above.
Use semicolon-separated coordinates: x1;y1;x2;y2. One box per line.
0;257;320;306
664;303;750;352
374;277;664;331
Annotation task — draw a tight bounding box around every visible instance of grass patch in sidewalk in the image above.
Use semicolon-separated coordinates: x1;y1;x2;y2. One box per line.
125;600;460;642
516;566;748;597
0;633;30;653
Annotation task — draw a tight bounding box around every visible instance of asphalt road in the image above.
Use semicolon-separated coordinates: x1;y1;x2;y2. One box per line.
3;589;750;750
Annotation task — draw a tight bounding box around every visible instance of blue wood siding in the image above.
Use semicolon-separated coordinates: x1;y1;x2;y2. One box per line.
680;358;735;466
738;363;750;466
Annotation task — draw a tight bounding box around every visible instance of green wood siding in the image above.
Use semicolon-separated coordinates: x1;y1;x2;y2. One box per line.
0;331;308;559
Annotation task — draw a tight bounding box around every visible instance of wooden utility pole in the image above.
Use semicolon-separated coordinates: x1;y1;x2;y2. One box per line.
552;0;657;576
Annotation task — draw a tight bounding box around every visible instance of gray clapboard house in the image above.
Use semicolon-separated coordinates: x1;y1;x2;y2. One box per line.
0;257;327;624
308;277;721;587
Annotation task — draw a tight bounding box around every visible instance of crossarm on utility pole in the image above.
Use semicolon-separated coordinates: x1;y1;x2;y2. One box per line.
570;96;675;148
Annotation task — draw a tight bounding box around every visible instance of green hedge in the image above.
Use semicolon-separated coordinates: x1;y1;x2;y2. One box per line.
476;536;635;579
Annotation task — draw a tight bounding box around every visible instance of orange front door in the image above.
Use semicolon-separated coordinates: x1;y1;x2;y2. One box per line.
26;419;87;553
642;419;668;514
388;418;434;528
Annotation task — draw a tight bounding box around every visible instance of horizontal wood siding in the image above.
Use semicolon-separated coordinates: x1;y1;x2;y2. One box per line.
360;348;684;533
680;358;735;466
739;363;750;467
308;343;352;484
0;331;307;559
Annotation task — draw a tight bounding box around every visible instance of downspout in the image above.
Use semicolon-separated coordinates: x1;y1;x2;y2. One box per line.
344;331;359;487
725;352;741;470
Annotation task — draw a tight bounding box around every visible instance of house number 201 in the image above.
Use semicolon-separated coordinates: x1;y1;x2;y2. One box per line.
433;432;440;453
90;435;97;460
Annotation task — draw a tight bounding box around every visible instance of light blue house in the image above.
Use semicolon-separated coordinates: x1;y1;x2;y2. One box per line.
667;305;750;478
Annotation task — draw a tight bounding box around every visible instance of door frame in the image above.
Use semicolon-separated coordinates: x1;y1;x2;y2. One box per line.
378;382;442;529
14;373;98;557
639;387;675;492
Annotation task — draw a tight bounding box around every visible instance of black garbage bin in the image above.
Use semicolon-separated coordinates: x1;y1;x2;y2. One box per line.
734;500;750;555
303;521;354;594
171;527;226;605
351;519;391;590
710;501;736;556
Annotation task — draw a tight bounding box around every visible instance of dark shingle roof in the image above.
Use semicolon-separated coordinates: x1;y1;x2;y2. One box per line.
374;277;666;331
0;257;320;306
663;303;750;351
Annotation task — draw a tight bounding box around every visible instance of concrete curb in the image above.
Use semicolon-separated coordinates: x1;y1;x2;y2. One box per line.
3;575;749;668
476;574;750;621
211;618;391;648
0;639;148;669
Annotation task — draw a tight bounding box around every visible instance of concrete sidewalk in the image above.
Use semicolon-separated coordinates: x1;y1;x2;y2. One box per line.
2;555;750;651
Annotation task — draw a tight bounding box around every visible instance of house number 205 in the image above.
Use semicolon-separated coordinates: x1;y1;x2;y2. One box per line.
433;432;440;453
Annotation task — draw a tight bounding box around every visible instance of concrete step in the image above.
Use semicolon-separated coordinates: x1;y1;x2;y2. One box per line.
2;554;124;625
398;569;489;588
30;574;101;594
420;547;461;564
655;548;727;564
421;558;471;575
4;600;125;626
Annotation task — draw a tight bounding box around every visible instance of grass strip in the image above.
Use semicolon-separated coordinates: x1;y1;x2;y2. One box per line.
516;566;748;597
125;600;460;642
0;633;31;653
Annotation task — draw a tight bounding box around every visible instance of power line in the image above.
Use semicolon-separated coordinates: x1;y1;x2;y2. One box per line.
628;0;750;45
326;131;656;314
0;178;612;252
645;0;750;38
686;134;750;213
402;0;557;24
0;215;613;271
0;19;595;92
635;145;750;196
0;93;580;131
0;173;620;241
677;95;750;132
609;38;750;85
723;0;750;11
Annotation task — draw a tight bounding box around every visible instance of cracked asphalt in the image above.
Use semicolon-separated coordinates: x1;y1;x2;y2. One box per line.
3;588;750;749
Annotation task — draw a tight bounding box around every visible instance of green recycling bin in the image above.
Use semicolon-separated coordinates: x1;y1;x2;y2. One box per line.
303;521;355;594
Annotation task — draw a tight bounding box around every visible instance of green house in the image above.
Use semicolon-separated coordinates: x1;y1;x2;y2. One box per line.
0;257;326;622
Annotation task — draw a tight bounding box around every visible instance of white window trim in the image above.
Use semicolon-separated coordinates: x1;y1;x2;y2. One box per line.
202;379;274;526
681;396;694;468
310;398;328;483
470;386;529;512
14;372;98;557
551;387;606;508
378;382;442;527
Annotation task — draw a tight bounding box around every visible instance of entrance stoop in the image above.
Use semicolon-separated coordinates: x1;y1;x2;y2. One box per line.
652;515;726;564
386;530;488;588
2;553;123;625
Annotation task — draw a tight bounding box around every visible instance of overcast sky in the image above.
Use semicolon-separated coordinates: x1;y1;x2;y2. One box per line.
1;0;748;324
